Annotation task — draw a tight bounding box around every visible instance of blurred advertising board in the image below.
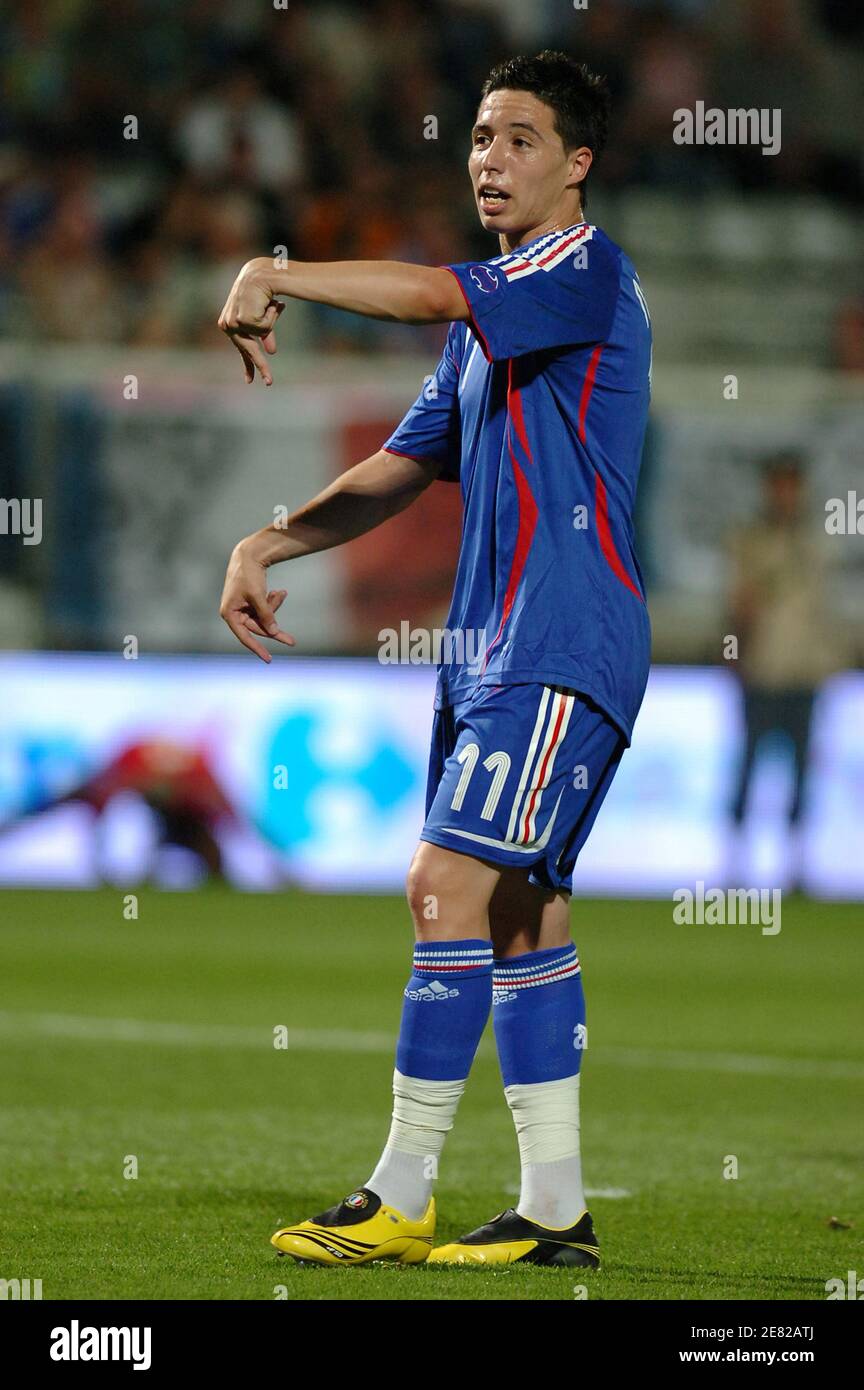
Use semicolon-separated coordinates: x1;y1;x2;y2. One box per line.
0;655;860;898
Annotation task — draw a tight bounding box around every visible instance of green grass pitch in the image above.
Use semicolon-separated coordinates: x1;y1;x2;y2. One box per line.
1;889;860;1301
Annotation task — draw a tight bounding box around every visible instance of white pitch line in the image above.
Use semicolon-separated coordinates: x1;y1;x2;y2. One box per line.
596;1045;864;1082
506;1184;633;1199
0;1012;861;1081
0;1011;394;1055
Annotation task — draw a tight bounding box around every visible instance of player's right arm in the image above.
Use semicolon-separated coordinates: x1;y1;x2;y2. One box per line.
220;447;441;661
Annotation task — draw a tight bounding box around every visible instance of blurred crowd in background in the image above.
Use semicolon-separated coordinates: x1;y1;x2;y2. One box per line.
0;0;862;887
0;0;862;668
2;0;863;357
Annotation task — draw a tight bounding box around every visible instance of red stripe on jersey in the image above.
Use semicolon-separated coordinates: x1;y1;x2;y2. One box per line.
536;225;589;267
480;366;539;670
481;443;538;671
503;224;589;278
577;344;604;443
382;446;437;464
507;358;531;461
595;469;643;602
503;257;531;278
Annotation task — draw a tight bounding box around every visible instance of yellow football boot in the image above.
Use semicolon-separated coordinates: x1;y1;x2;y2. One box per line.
271;1186;435;1265
428;1207;600;1268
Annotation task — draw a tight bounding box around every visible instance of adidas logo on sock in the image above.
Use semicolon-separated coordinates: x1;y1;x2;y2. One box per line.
492;988;519;1005
404;980;460;1001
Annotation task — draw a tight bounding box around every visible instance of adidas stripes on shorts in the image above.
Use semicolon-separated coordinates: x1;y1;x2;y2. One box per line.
421;683;626;893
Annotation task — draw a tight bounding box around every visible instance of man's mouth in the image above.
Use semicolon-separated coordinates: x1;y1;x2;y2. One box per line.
478;184;511;211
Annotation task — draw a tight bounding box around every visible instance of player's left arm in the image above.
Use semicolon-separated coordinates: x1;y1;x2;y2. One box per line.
218;257;470;385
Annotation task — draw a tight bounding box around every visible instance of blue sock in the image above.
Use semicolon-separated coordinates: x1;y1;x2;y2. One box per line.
396;939;493;1080
493;944;585;1085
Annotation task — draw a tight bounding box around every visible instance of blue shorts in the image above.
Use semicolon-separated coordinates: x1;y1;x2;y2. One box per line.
421;683;626;894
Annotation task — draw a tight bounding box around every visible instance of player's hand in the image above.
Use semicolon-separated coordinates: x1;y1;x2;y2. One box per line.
218;258;285;386
219;543;295;662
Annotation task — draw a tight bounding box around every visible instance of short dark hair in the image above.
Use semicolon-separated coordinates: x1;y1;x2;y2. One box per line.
479;50;611;211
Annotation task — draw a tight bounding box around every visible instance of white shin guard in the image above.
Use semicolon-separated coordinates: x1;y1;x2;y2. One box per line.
504;1073;587;1229
365;1069;466;1220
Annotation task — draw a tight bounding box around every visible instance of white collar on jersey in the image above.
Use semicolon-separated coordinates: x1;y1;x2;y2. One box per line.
491;221;589;264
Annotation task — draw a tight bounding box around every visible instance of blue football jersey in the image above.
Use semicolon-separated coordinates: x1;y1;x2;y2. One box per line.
383;221;652;743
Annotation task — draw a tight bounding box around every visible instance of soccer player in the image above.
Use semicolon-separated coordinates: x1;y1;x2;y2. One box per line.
217;50;652;1268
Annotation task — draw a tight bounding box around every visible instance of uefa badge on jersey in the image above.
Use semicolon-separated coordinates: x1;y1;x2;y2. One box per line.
469;265;499;294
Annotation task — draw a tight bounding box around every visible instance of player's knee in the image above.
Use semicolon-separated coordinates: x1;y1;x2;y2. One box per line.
406;843;463;936
405;850;435;924
406;842;498;940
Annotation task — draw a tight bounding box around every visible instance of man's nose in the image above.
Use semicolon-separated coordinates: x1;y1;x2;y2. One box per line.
480;143;503;172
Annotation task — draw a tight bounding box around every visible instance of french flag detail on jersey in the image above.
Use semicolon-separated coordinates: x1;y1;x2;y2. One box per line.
502;224;594;281
490;224;564;265
492;221;589;269
493;945;581;991
412;942;494;975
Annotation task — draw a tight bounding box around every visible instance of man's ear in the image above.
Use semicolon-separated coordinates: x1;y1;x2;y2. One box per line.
566;144;593;193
